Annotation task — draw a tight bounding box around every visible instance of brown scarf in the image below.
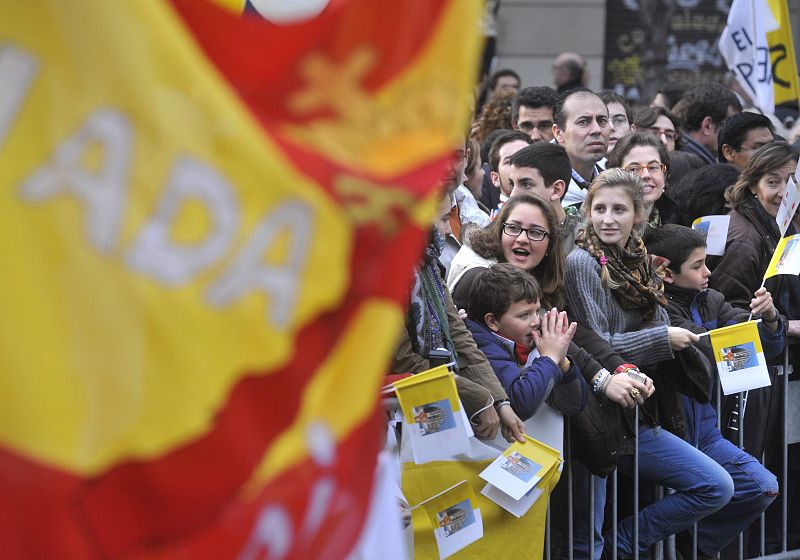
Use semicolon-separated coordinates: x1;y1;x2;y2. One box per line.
575;225;668;320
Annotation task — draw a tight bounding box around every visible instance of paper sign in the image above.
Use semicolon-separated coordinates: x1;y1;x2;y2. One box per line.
420;481;483;559
692;215;731;256
394;365;472;464
479;435;562;501
764;234;800;280
776;176;800;236
709;321;771;394
480;461;561;518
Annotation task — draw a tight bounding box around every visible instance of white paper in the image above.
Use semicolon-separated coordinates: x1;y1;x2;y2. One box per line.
479;450;544;501
433;507;483;560
480;481;545;518
692;215;731;256
404;404;472;464
776;176;800;236
717;346;771;395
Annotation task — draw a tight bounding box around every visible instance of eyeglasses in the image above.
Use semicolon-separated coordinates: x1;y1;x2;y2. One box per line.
518;120;553;132
647;127;677;142
502;223;549;241
623;162;667;175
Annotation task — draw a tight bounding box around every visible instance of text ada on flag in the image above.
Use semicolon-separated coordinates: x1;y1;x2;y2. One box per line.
709;322;770;394
0;0;482;558
718;0;779;114
764;234;800;279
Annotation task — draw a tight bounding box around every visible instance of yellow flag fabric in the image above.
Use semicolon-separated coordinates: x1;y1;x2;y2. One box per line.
764;234;800;279
404;458;560;559
0;0;483;557
767;0;800;106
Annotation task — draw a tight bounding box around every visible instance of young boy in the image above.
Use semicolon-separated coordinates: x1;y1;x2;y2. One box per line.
464;263;588;420
646;224;781;555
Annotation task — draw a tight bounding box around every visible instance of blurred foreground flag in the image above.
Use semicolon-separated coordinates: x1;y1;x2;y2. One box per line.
0;0;481;558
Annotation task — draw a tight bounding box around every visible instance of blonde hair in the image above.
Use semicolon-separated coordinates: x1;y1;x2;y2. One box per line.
579;168;647;289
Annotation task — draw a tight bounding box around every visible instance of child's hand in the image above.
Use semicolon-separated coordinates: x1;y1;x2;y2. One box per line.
750;287;777;319
473;405;500;440
532;308;576;370
667;326;699;349
497;405;526;443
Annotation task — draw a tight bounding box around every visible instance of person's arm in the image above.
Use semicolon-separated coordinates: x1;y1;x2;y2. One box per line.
565;250;673;365
709;239;764;311
545;359;588;416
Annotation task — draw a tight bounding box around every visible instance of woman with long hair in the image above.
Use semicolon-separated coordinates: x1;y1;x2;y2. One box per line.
709;142;800;552
565;168;744;559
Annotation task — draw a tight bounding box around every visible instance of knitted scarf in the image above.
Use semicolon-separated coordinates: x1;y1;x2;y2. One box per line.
575;225;668;320
408;229;458;370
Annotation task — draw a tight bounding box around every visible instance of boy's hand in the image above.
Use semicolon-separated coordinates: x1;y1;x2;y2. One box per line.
497;405;526;443
532;308;577;370
750;287;777;319
667;326;699;349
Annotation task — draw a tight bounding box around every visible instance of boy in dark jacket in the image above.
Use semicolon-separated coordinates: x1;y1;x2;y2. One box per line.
646;224;780;556
464;263;588;420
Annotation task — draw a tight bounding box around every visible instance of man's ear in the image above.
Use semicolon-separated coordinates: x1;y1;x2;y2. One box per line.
484;312;500;332
551;179;566;202
630;123;636;133
663;268;674;284
490;170;501;188
701;115;716;138
552;123;564;145
721;143;736;163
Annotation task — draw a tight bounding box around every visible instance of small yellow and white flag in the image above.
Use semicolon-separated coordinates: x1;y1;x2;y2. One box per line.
417;480;483;560
709;321;770;394
692;215;731;256
764;234;800;280
394;365;472;464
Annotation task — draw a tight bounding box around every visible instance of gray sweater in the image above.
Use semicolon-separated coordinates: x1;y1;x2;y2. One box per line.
565;248;673;367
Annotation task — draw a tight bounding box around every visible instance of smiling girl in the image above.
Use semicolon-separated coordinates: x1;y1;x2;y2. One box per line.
565;168;739;559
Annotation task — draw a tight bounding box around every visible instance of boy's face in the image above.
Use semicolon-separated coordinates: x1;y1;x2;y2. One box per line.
666;246;710;291
487;299;541;348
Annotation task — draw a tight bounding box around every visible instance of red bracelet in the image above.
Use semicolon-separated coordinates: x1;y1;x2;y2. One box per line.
614;364;638;375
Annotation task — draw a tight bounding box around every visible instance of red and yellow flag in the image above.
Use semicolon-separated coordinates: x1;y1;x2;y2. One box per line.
0;0;481;557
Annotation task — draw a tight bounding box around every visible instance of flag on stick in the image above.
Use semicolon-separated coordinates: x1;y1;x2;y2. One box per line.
709;321;771;394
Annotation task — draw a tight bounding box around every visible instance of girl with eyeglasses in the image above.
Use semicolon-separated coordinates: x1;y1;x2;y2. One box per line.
565;168;740;559
607;131;678;228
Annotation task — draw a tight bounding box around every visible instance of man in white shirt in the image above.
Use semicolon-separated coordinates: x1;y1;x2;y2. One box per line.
551;88;610;208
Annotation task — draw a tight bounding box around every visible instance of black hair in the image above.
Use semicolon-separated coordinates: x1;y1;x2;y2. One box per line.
512;86;557;125
488;130;533;172
653;83;686;109
552;87;600;129
716;112;775;161
643;224;707;273
599;90;633;124
467;263;541;325
508;143;571;198
480;129;508;165
672;84;742;132
634;106;684;150
672;163;741;226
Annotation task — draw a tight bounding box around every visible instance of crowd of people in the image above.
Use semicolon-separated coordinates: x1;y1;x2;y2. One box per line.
392;57;800;559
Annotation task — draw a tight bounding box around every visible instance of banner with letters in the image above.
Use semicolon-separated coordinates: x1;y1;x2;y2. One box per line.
0;0;481;558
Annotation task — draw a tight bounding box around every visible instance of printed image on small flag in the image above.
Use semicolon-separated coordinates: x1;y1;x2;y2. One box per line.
420;481;483;559
395;365;472;464
709;321;771;394
692;215;731;256
764;234;800;280
414;400;457;437
500;451;540;483
776;175;800;236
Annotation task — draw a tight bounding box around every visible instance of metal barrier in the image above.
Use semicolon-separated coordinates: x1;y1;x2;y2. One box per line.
551;344;800;560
